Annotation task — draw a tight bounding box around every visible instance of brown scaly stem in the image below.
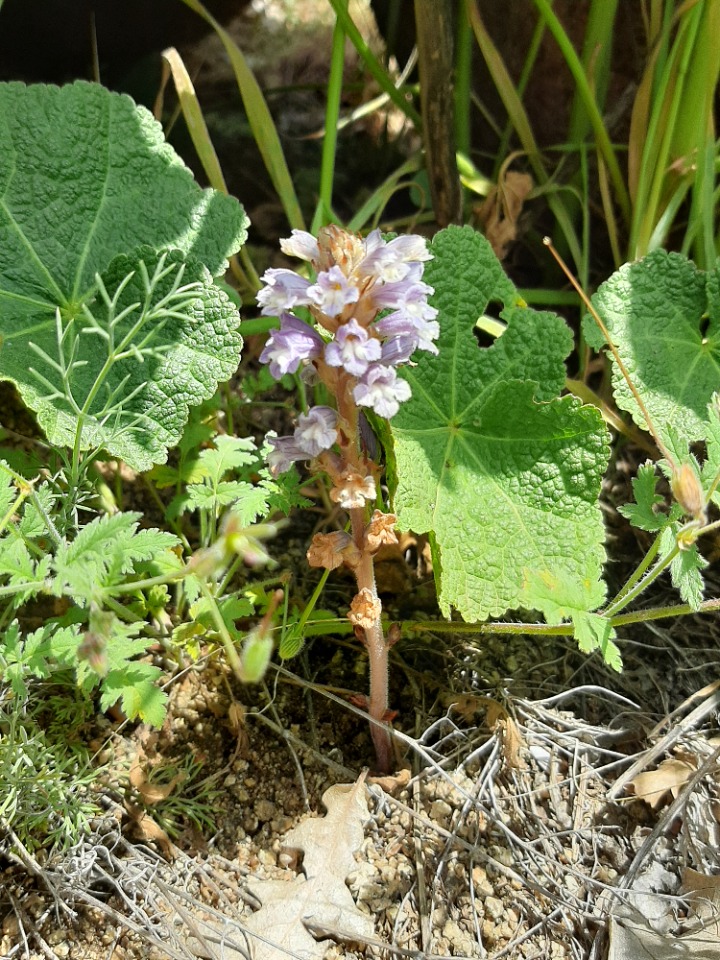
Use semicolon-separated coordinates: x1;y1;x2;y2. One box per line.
349;505;393;773
260;226;436;774
329;366;394;773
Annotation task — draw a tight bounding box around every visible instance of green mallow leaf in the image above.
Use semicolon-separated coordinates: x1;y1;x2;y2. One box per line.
391;226;610;623
585;251;720;448
0;82;248;470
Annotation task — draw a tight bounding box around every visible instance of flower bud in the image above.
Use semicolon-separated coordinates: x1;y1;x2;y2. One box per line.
671;462;706;522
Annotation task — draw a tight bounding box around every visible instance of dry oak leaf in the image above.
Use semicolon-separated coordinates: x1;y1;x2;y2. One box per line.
244;777;375;959
680;867;720;939
628;755;697;811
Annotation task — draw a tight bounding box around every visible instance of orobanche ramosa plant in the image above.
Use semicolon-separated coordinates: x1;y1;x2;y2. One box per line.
259;225;720;773
257;225;439;772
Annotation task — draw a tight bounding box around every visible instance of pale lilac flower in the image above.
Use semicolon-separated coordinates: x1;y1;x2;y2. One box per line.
380;335;416;366
257;268;312;316
375;311;440;355
307;266;360;318
359;231;432;283
372;278;436;315
324;319;382;377
259;313;325;379
295;406;338;456
353;364;412;419
280;230;320;262
267;435;309;476
385;234;433;263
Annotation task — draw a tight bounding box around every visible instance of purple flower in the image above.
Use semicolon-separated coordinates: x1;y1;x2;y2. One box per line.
267;435;309;476
280;230;320;262
324;319;382;377
385;234;433;263
380;336;416;366
375;312;440;355
257;268;313;316
259;313;325;379
353;364;412;419
307;266;360;318
359;230;432;282
294;406;338;456
372;278;436;315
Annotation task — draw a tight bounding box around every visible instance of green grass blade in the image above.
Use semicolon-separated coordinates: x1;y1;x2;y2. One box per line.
532;0;630;225
311;0;348;233
160;47;259;295
467;0;582;270
177;0;305;232
346;155;424;232
325;0;422;129
567;0;619;142
161;47;227;192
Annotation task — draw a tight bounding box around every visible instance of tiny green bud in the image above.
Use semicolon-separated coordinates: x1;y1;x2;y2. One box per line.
239;630;273;683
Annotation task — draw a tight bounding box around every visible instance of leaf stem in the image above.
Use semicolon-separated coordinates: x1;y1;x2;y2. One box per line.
602;530;664;614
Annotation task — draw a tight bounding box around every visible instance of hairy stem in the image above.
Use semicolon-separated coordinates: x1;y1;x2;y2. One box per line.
331;368;394;772
350;505;392;773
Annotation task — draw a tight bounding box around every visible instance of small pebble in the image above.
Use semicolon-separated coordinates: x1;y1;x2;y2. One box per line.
485;896;504;920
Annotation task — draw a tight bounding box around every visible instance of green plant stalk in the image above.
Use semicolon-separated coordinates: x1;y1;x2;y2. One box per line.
0;487;30;536
197;579;243;678
454;0;473;157
325;0;422;128
532;0;630;224
238;315;280;338
404;593;720;639
610;597;720;627
603;540;679;617
603;529;664;613
0;579;46;599
311;0;347;233
177;0;305;231
704;462;720;506
103;594;145;624
566;0;619;145
292;566;332;638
